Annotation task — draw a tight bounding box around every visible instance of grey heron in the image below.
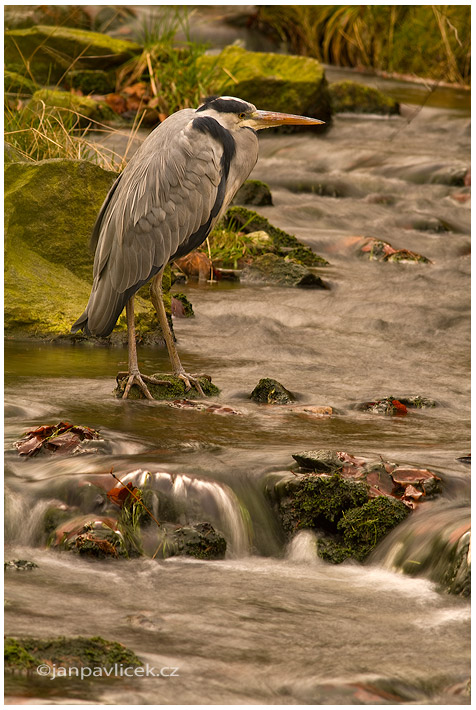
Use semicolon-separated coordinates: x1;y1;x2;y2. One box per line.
72;96;324;399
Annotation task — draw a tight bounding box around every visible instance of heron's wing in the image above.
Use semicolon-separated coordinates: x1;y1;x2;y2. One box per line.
92;110;223;297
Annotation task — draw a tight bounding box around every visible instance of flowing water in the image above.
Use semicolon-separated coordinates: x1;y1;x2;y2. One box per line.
5;77;470;704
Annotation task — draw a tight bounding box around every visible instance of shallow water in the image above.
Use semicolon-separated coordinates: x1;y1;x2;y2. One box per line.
5;87;470;703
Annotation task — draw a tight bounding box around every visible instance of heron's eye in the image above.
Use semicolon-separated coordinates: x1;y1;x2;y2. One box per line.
238;112;246;119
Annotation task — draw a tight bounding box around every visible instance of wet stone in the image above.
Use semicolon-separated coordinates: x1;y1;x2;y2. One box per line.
240;253;329;288
151;522;227;560
233;179;273;206
292;449;342;472
250;378;295;404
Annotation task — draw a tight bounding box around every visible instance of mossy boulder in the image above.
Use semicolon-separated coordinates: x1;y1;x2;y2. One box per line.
198;45;331;124
4;159;157;337
64;69;115;95
329;80;400;115
5;636;141;671
233;179;273;206
223;206;329;267
114;373;220;400
5;70;36;95
4;5;92;31
241;253;328;288
30;89;115;124
5;25;142;84
250;378;295;404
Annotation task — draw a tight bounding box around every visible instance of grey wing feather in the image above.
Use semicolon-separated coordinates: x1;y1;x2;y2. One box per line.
72;110;224;337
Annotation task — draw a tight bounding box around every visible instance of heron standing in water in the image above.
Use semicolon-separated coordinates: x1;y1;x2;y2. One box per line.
72;96;324;399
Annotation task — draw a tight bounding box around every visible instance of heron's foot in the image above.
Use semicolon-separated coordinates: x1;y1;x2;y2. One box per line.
119;370;167;400
176;371;211;397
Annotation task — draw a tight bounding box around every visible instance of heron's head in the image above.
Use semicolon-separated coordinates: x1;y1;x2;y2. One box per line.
196;96;324;131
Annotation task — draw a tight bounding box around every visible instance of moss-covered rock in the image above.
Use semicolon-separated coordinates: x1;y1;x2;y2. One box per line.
4;159;171;339
5;636;141;671
5;70;36;95
250;378;295;404
224;206;328;266
337;497;410;561
65;69;115;95
4;5;93;31
241;253;328;288
30;89;115;124
171;292;194;318
198;45;331;125
5;25;142;84
329;80;400;115
233;179;273;206
114;373;220;400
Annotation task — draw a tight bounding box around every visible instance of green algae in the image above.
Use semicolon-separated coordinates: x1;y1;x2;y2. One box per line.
30;89;115;124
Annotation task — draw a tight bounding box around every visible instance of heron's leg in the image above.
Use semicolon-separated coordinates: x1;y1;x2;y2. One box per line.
121;297;155;400
150;268;205;396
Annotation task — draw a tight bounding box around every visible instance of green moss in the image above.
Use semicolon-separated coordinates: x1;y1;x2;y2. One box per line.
316;538;353;564
5;25;142;84
30;89;115;124
176;522;227;560
250;377;295;404
5;636;141;670
65;69;115;95
5;70;36;95
292;474;369;531
223;207;328;266
338;497;410;561
114;373;220;400
198;45;331;122
329;80;399;115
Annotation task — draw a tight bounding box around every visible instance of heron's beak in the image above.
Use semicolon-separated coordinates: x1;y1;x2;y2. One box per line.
251;109;325;129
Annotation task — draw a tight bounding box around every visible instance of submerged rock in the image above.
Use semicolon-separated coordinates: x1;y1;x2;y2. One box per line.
233;179;273;206
329;80;400;115
241;253;328;288
224;206;329;267
5;25;141;83
356;395;437;414
198;45;332;125
5;636;141;671
152;522;226;560
114;373;220;400
250;378;295;404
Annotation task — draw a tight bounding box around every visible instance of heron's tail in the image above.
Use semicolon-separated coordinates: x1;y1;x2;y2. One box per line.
71;281;129;338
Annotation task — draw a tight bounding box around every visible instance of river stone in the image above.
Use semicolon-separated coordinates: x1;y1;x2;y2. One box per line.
250;378;295;405
233;179;273;206
329;80;400;115
198;45;332;124
64;69;115;95
240;253;328;288
5;25;142;84
4;560;38;571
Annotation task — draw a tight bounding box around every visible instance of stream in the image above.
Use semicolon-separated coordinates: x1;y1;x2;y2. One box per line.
5;73;470;704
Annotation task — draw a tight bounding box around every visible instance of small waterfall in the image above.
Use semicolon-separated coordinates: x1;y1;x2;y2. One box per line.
118;469;252;557
5;488;53;546
371;502;470;596
286;530;321;565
